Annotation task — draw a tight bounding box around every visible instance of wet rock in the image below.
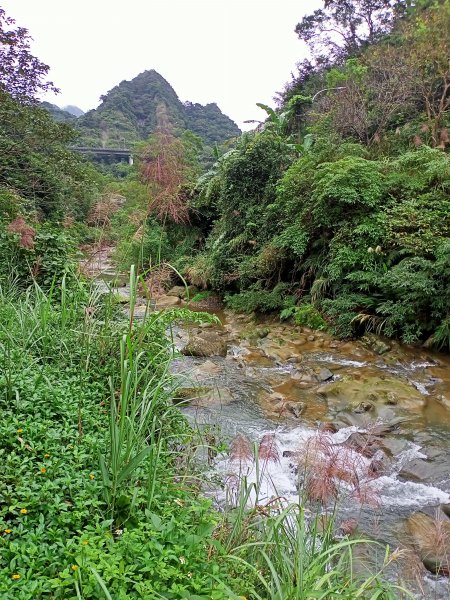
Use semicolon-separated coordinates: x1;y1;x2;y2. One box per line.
441;504;450;519
190;386;235;407
191;360;222;379
370;416;405;434
318;422;338;433
167;285;186;298
287;355;303;364
344;432;379;458
400;458;431;482
316;374;425;413
360;334;392;355
285;401;306;419
283;450;295;458
259;340;297;362
377;437;408;456
436;394;450;411
406;512;450;575
291;369;318;384
293;336;308;346
175;386;211;402
307;335;315;342
181;331;227;357
368;454;388;476
352;401;374;414
385;391;398;405
400;457;450;483
318;368;334;382
155;295;181;309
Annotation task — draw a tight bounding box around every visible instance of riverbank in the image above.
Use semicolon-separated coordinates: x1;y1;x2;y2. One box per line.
92;242;450;598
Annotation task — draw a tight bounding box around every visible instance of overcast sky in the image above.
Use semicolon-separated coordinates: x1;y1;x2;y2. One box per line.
2;0;319;130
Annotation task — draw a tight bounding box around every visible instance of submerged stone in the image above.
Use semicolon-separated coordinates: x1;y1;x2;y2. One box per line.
361;334;392;355
406;512;450;575
181;331;227;357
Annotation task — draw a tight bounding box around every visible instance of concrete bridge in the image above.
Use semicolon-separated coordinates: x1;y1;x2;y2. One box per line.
71;147;134;165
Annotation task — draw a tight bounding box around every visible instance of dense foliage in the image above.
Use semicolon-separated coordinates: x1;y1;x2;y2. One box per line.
0;8;57;102
186;1;450;349
75;70;240;149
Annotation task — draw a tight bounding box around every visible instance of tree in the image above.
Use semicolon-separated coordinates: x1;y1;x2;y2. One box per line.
399;2;450;146
0;8;57;103
139;104;200;224
295;0;411;64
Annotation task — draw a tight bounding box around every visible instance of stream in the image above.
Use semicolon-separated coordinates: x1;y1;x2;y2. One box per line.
87;249;450;598
171;312;450;598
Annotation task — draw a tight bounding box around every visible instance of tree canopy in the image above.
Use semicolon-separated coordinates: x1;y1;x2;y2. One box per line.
0;8;57;103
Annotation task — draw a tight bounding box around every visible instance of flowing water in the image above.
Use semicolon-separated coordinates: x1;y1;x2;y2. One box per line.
171;312;450;598
88;251;450;598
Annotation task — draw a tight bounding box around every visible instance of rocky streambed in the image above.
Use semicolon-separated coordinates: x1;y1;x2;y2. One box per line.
88;250;450;597
168;304;450;598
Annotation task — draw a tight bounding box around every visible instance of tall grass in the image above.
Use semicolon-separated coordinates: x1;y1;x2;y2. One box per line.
0;268;415;598
217;434;414;599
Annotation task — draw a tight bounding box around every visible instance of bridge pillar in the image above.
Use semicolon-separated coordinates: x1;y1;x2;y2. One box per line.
128;155;134;166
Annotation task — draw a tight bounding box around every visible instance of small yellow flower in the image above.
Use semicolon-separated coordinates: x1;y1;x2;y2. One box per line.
82;540;89;545
40;467;47;474
44;453;50;458
19;509;28;515
4;529;12;534
16;429;23;433
71;565;78;571
89;473;95;480
11;574;21;580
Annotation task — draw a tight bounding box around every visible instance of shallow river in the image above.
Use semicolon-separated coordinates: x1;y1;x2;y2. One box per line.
170;311;450;599
89;249;450;599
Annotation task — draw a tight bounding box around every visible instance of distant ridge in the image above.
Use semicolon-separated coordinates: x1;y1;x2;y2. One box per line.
41;102;77;123
62;105;84;117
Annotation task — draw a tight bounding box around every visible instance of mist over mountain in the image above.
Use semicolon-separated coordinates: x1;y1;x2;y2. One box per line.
62;105;85;117
40;102;78;123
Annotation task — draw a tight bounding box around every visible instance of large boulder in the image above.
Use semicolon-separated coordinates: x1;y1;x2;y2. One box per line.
316;372;425;414
154;295;181;309
175;385;234;406
360;334;392;355
406;512;450;575
181;331;227;357
166;285;186;298
167;285;199;300
258;339;301;363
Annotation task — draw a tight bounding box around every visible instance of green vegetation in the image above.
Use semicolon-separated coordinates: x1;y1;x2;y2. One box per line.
74;70;241;150
185;1;450;349
0;2;446;598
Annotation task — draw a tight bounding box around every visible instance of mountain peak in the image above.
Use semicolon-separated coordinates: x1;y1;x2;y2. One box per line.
76;70;240;148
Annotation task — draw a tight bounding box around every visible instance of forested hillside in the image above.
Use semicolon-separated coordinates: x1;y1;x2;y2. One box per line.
75;69;240;148
182;0;450;349
1;1;450;598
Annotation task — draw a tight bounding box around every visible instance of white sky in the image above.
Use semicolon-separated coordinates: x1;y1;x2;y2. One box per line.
2;0;319;130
